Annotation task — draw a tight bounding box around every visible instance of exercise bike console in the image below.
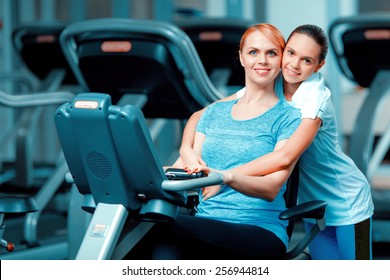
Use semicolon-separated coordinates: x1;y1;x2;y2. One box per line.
55;93;224;259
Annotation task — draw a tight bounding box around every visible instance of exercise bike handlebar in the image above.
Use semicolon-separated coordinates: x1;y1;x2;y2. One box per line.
161;172;224;192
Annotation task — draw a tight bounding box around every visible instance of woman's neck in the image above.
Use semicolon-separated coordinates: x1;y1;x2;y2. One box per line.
243;83;278;105
233;83;279;120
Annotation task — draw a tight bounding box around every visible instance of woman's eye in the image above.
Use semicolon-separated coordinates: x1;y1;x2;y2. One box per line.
268;51;276;56
249;50;257;55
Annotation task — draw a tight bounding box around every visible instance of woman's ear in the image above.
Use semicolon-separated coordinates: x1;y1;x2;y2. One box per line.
314;60;325;72
239;51;244;67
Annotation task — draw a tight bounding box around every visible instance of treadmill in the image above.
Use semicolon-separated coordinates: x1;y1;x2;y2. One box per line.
175;18;254;95
329;12;390;241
